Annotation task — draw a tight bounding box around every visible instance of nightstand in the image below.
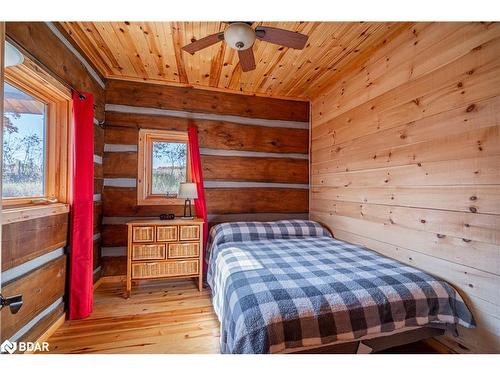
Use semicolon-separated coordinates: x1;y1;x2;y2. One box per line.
125;218;204;297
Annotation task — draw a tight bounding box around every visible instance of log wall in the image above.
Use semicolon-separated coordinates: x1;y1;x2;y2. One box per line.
1;22;105;345
101;79;310;275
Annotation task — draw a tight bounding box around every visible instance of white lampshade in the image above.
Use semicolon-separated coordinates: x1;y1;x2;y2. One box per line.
178;182;198;199
4;41;24;68
224;23;256;51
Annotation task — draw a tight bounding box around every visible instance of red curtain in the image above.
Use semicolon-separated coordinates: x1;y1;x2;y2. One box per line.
69;91;94;320
188;126;208;275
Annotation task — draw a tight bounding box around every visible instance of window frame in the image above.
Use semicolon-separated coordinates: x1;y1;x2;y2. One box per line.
2;59;71;207
137;128;191;206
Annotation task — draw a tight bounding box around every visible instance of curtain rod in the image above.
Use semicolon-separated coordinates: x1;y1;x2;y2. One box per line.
5;35;106;128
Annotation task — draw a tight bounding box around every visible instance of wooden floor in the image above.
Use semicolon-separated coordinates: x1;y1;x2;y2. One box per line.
46;279;220;354
46;278;442;354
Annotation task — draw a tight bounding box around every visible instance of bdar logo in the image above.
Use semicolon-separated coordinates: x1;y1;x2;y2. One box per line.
1;339;17;354
0;340;49;353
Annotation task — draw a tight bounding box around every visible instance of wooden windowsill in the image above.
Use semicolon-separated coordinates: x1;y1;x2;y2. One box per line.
137;197;185;206
2;202;70;225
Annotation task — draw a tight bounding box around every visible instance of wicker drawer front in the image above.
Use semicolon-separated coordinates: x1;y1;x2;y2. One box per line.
132;260;199;279
168;242;200;259
179;225;200;241
132;226;154;242
156;226;178;242
132;244;166;261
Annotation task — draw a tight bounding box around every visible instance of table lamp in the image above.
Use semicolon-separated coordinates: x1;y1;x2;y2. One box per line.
178;182;198;219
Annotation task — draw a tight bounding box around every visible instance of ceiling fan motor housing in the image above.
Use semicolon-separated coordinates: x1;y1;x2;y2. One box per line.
224;23;256;51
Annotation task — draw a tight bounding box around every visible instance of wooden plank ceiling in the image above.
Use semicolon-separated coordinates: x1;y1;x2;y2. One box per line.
56;22;403;99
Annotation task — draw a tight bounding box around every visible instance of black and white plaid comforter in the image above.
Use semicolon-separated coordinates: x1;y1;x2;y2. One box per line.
206;220;475;354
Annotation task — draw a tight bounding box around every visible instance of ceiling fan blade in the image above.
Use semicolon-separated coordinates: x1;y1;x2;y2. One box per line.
182;32;224;55
238;48;256;72
255;26;308;50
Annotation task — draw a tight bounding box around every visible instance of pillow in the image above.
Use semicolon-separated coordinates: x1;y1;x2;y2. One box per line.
206;219;332;256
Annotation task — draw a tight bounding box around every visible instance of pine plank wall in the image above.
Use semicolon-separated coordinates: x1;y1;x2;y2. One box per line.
100;79;310;275
1;22;105;344
309;22;500;353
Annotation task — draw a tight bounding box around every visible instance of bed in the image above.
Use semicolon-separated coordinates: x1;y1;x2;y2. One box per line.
206;220;475;354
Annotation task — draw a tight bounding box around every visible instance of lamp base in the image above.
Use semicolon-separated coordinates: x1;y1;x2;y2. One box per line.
182;198;194;220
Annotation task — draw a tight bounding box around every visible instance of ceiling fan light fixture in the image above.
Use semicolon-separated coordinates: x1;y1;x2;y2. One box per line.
224;23;256;51
181;23;308;72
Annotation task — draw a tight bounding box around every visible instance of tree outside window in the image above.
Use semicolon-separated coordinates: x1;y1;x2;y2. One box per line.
2;82;46;198
152;141;187;196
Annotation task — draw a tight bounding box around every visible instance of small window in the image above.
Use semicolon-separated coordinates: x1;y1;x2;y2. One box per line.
137;129;190;205
3;82;47;199
151;140;187;196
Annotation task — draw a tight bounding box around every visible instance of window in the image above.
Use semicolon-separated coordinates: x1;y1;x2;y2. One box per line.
3;83;46;198
137;129;190;205
151;141;188;195
2;59;71;207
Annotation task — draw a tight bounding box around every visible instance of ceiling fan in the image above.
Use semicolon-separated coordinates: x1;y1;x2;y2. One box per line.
182;22;309;72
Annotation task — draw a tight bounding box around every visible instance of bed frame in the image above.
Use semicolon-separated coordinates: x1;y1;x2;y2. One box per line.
291;327;445;354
